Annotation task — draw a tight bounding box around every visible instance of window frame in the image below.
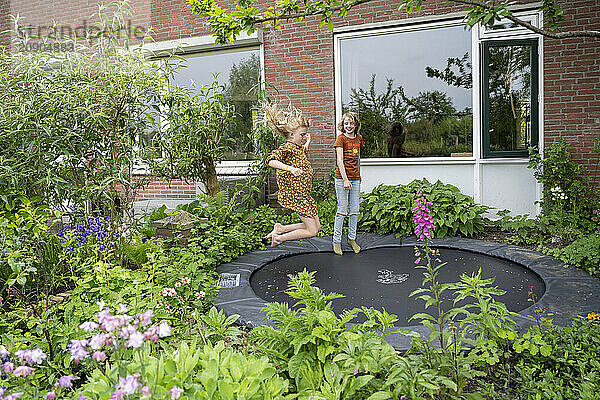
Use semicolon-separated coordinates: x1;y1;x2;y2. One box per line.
131;33;264;174
334;17;476;161
480;38;539;158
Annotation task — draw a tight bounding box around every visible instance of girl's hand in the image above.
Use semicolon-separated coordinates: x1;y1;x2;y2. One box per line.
289;167;304;176
344;179;352;190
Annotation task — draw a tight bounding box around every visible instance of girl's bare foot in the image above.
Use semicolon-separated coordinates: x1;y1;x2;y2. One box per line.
265;223;283;239
271;233;282;247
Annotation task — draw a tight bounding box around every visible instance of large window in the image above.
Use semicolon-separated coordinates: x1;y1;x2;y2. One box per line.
481;39;538;157
169;48;261;160
338;23;473;158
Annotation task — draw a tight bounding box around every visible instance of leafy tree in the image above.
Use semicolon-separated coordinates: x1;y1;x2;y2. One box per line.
426;52;472;90
188;0;599;45
0;8;163;221
143;80;235;197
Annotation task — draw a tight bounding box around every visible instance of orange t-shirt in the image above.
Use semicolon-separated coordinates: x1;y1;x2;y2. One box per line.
334;133;363;180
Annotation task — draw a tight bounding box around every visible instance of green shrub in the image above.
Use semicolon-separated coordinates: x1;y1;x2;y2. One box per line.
360;179;488;237
540;233;600;277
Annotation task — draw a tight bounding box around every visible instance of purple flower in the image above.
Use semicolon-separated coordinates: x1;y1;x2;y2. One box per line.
69;339;89;362
57;375;76;388
46;392;56;400
126;332;144;348
110;390;124;400
137;310;153;327
3;361;15;373
141;386;150;396
79;321;99;332
89;333;107;350
92;351;106;362
3;392;24;400
169;386;184;399
116;374;141;395
0;346;9;357
13;365;35;377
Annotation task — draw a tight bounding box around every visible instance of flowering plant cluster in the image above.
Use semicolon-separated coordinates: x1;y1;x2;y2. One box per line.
71;304;187;399
58;216;119;253
412;195;436;241
0;345;82;400
157;277;206;324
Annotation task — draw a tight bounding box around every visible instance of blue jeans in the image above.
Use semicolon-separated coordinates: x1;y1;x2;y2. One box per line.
333;178;361;243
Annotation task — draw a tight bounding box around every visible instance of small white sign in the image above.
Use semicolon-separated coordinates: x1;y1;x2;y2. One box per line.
218;273;240;288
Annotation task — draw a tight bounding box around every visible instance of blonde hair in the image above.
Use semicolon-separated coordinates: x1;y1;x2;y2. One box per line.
264;103;311;139
337;112;361;134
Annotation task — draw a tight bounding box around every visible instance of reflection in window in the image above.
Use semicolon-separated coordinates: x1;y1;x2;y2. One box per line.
482;40;538;157
171;49;261;160
339;24;473;158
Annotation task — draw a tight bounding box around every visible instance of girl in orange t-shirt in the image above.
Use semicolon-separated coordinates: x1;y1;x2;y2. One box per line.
332;112;363;255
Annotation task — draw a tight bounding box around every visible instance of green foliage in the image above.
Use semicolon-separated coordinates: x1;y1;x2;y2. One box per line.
79;340;294;400
0;10;163;219
484;317;600;399
251;270;403;399
360;179;488;237
528;139;593;216
540;233;600;277
188;0;576;45
143;79;235;197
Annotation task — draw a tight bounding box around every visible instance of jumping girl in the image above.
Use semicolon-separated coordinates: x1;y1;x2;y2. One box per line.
264;103;321;246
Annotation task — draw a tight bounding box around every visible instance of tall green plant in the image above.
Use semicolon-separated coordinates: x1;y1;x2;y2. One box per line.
143;79;235;197
0;4;164;221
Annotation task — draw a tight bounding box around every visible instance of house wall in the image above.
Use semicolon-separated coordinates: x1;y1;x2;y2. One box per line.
2;0;598;214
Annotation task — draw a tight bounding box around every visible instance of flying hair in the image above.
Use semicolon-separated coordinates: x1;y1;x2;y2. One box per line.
264;103;311;139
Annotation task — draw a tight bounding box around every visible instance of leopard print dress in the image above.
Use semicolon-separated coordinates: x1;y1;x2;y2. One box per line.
266;141;318;217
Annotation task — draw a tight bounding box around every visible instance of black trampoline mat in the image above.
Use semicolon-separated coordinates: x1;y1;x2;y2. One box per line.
250;247;546;326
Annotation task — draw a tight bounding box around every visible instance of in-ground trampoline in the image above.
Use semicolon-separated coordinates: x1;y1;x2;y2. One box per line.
215;234;600;350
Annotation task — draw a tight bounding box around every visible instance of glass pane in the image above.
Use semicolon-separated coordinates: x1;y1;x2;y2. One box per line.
172;49;261;160
487;44;532;152
339;25;473;158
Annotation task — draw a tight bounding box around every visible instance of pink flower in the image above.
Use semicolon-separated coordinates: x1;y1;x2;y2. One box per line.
414;258;421;264
127;331;145;348
169;386;184;399
110;390;124;400
92;351;106;362
46;392;56;400
79;321;99;332
3;362;15;373
57;375;76;388
116;374;140;395
141;386;151;396
13;365;35;377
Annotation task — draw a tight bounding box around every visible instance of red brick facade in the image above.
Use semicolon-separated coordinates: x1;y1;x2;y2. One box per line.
2;0;599;202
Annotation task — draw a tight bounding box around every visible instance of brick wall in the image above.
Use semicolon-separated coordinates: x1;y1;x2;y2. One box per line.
544;0;600;183
0;0;10;50
4;0;599;196
134;176;197;200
